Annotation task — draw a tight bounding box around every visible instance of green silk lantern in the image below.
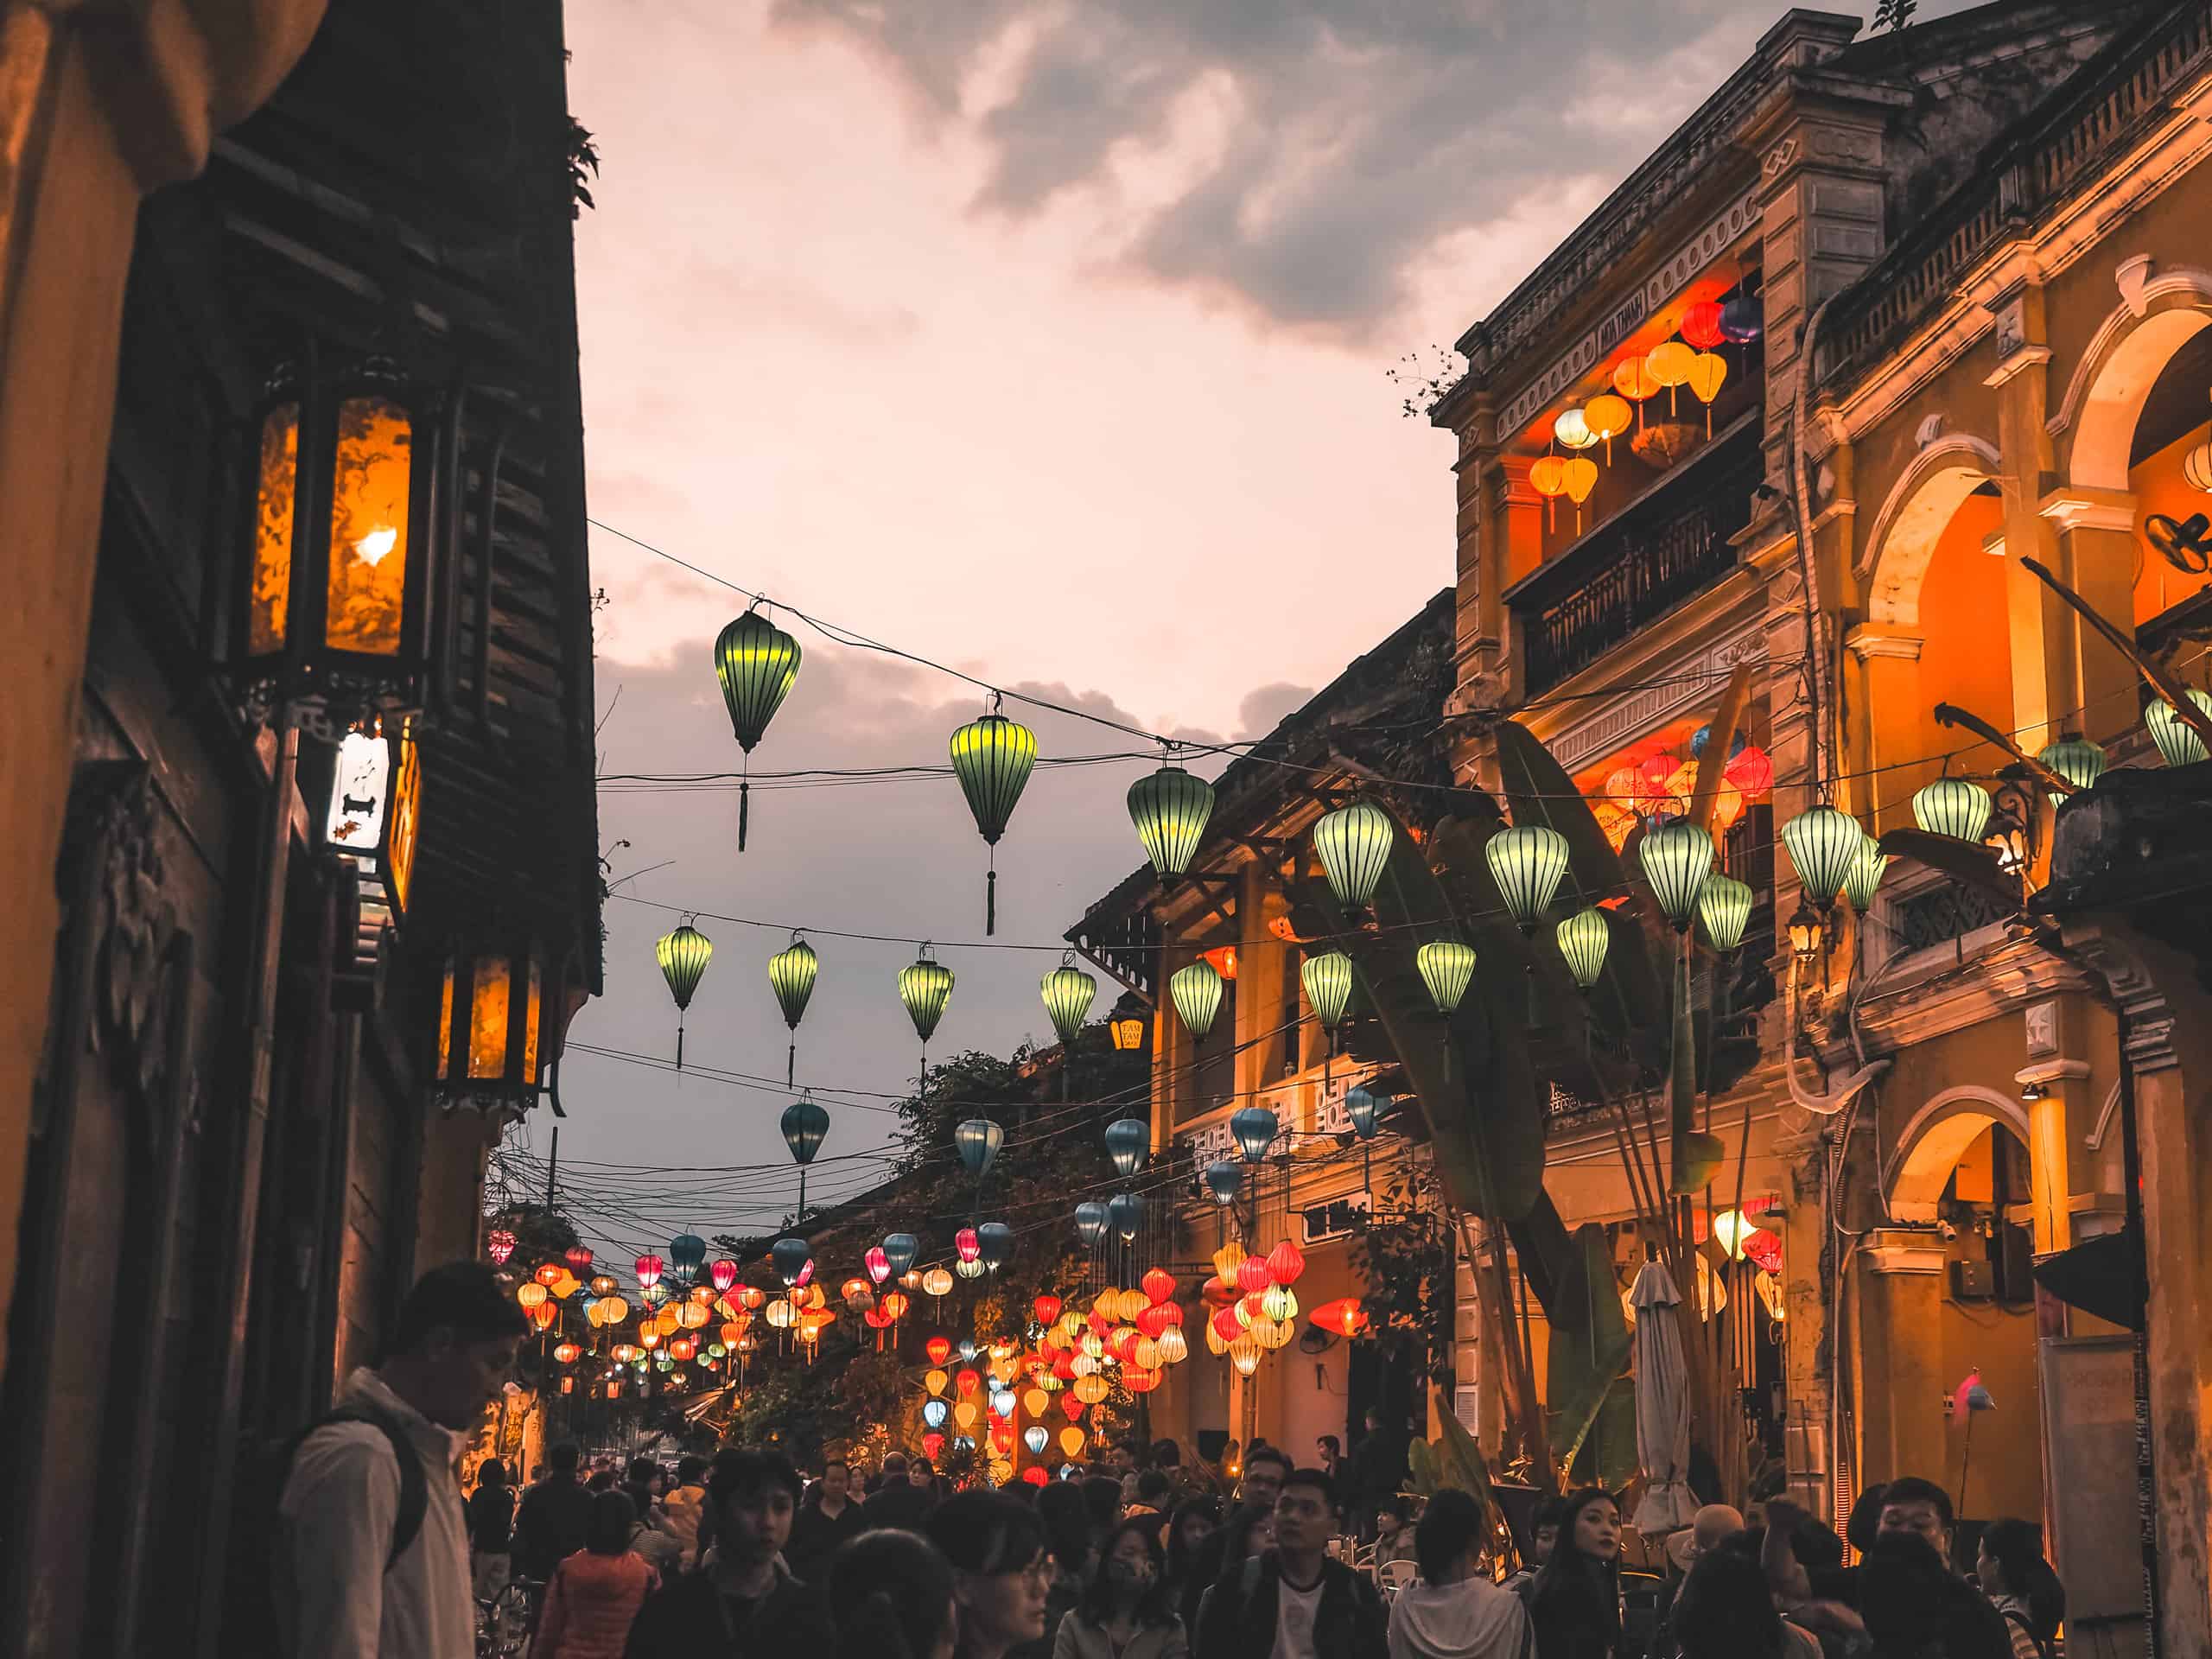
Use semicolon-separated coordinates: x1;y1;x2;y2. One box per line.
1128;760;1214;879
713;607;801;851
899;946;956;1087
1300;951;1354;1030
1912;777;1993;843
1313;801;1395;912
1041;953;1098;1045
1638;820;1714;932
949;701;1038;935
656;921;714;1071
1779;805;1864;911
1698;874;1754;953
1555;907;1611;991
2036;733;2107;801
1415;941;1476;1014
781;1094;830;1217
1843;840;1891;913
2148;690;2212;767
1170;959;1224;1043
766;932;819;1086
1486;824;1571;935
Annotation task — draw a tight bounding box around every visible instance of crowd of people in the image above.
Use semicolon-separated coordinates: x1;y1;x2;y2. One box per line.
269;1263;2073;1659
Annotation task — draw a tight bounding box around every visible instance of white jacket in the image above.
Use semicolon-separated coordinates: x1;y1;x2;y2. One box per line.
1387;1577;1530;1659
276;1367;475;1659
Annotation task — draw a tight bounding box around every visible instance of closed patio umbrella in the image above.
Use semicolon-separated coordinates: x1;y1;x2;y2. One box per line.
1630;1260;1700;1535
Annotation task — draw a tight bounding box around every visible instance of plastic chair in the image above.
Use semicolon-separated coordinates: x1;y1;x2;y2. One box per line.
1378;1560;1420;1594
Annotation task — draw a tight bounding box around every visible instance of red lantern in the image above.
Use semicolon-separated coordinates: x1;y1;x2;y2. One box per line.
1745;1229;1783;1274
1022;1465;1050;1486
635;1254;664;1290
1033;1293;1063;1326
865;1306;893;1329
669;1336;696;1362
1681;301;1726;351
1064;1397;1084;1421
921;1432;946;1462
1310;1297;1369;1338
486;1229;517;1266
956;1369;982;1397
710;1258;739;1293
1053;1351;1077;1381
1211;1306;1243;1344
564;1246;594;1276
1201;1274;1237;1309
1264;1239;1306;1287
1141;1268;1177;1306
1122;1365;1160;1394
955;1227;981;1264
1135;1303;1172;1339
1723;743;1773;800
926;1335;952;1366
1236;1256;1272;1295
1108;1327;1141;1365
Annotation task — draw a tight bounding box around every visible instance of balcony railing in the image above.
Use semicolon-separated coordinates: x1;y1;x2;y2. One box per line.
1512;428;1763;696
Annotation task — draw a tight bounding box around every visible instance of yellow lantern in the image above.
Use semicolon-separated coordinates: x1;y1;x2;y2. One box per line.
1562;456;1599;532
954;1400;982;1430
1074;1373;1109;1405
516;1282;548;1311
925;1368;950;1397
677;1300;709;1331
1686;351;1727;434
988;1459;1015;1486
1529;454;1568;532
652;1305;682;1338
1583;393;1632;463
1060;1426;1086;1459
1261;1286;1298;1324
922;1267;953;1299
1156;1326;1189;1365
1204;1319;1230;1357
1133;1337;1162;1370
766;1299;796;1331
1024;1386;1051;1419
1057;1312;1088;1343
1212;1243;1245;1283
597;1294;628;1325
1254;1316;1294;1352
431;943;557;1116
639;1328;662;1351
1229;1335;1262;1376
1647;340;1695;413
1071;1353;1098;1379
1079;1331;1104;1361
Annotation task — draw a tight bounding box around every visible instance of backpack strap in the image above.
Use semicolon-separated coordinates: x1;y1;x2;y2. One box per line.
311;1408;430;1568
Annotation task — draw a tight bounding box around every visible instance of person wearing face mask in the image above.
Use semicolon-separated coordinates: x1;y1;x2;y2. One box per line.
927;1491;1053;1659
1053;1516;1187;1659
1524;1488;1623;1659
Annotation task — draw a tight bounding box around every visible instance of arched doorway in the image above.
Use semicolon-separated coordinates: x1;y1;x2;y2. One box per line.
1871;1089;2044;1535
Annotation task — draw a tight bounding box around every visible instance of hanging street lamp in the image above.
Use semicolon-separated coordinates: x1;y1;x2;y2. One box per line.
226;358;440;734
655;920;714;1071
1128;756;1215;880
1109;993;1148;1053
1169;959;1224;1044
322;721;423;928
899;945;955;1089
429;941;560;1119
766;931;818;1087
713;607;802;850
1638;820;1714;932
1313;800;1395;913
949;696;1038;934
781;1094;830;1218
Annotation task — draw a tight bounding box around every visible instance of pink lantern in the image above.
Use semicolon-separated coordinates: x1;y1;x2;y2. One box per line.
709;1258;739;1293
956;1227;981;1264
486;1230;517;1267
634;1254;664;1290
866;1246;892;1286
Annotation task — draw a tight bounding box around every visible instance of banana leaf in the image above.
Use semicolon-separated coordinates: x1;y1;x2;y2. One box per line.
1545;1222;1634;1468
1292;804;1548;1222
1434;1395;1498;1512
1669;941;1725;1194
1570;1377;1640;1492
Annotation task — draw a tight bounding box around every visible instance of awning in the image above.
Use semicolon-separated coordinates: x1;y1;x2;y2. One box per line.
2032;1231;2142;1332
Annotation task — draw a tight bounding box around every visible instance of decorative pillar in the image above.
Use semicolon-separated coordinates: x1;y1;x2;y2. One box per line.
1842;625;1925;834
1852;1229;1951;1491
2037;489;2142;747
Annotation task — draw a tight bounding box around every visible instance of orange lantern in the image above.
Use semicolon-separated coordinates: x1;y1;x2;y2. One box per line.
1561;456;1599;531
1310;1297;1369;1338
1141;1268;1177;1306
552;1340;581;1365
1686;352;1727;435
880;1291;909;1322
1529;454;1567;532
1647;340;1695;414
1611;355;1662;420
1583;393;1632;464
529;1302;557;1332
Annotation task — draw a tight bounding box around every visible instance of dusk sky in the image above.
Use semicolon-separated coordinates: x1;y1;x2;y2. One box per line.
535;0;1970;1263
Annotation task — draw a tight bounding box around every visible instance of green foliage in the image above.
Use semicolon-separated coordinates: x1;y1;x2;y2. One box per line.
1351;1164;1457;1388
1543;1225;1633;1476
1874;0;1916;30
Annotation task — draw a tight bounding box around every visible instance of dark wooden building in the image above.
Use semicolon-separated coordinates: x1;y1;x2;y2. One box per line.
0;3;602;1655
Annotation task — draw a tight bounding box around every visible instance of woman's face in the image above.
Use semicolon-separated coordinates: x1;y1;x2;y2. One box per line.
959;1552;1051;1646
1179;1512;1216;1554
1975;1540;2005;1595
1109;1529;1154;1588
1573;1499;1621;1561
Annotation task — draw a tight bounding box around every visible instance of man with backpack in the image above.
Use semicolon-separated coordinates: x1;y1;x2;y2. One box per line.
517;1440;598;1580
274;1261;525;1658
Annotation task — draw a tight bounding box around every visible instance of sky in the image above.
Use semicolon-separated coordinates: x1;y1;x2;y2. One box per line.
539;0;1967;1262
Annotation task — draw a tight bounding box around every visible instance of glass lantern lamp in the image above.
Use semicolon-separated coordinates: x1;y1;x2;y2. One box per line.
323;721;423;925
231;359;441;734
431;941;560;1118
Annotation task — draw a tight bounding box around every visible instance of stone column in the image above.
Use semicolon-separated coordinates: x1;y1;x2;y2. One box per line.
2037;488;2142;747
1853;1229;1950;1490
0;0;327;1389
1842;625;1925;835
1233;861;1281;1111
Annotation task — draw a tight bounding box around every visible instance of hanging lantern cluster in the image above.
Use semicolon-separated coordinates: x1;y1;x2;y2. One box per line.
1585;730;1770;854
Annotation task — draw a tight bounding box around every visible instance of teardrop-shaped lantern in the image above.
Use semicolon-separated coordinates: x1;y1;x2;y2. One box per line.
655;921;714;1071
1128;760;1214;879
955;1117;1005;1183
899;946;955;1045
1300;951;1354;1032
668;1233;708;1284
713;607;801;851
1780;805;1866;911
1698;874;1755;953
976;1222;1014;1271
1041;953;1097;1046
781;1094;830;1217
771;1236;811;1287
1646;340;1695;415
766;931;818;1086
1555;907;1611;990
1313;801;1395;912
1170;959;1224;1042
1074;1201;1109;1246
949;700;1038;935
1415;941;1476;1014
1486;824;1571;935
1843;841;1891;913
883;1232;919;1276
1913;777;1993;843
1230;1106;1280;1164
1108;1192;1144;1242
2149;690;2212;766
1686;352;1727;435
1639;820;1714;931
1205;1160;1243;1206
1104;1117;1150;1177
2037;734;2107;800
1345;1085;1385;1141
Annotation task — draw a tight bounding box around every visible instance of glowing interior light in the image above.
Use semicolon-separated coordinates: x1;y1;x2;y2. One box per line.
353;525;398;566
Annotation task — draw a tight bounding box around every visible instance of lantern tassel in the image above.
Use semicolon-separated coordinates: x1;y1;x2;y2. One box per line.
786;1038;796;1088
738;769;751;853
986;862;998;937
675;1018;686;1073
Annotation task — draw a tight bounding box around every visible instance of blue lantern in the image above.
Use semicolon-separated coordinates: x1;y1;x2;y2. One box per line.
1689;723;1712;758
1104;1117;1149;1177
977;1222;1014;1271
1230;1106;1280;1164
1205;1160;1243;1207
770;1236;810;1287
958;1339;979;1363
956;1118;1005;1179
1108;1192;1144;1241
1075;1202;1108;1246
924;1399;950;1428
1024;1425;1048;1455
1345;1085;1384;1141
883;1233;919;1276
668;1233;708;1284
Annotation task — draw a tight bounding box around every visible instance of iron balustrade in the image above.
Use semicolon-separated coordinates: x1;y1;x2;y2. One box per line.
1513;432;1763;696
